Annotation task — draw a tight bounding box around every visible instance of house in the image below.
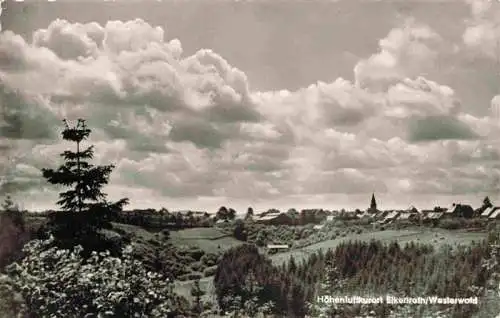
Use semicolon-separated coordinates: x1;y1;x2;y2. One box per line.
358;212;373;219
175;210;209;218
326;215;335;222
397;212;417;222
489;209;500;220
384;211;400;223
266;244;290;254
423;212;444;224
255;212;294;225
445;204;474;218
313;224;325;230
375;211;399;224
267;244;289;249
481;206;500;218
374;210;389;221
406;206;419;214
260;209;281;217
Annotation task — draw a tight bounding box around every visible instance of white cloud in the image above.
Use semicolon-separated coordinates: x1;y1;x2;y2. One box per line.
463;0;500;58
354;18;442;92
2;17;499;209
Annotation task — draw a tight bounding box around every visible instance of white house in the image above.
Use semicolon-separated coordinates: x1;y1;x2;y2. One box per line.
481;206;499;218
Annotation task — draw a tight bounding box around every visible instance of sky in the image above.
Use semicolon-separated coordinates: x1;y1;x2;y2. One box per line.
0;0;500;213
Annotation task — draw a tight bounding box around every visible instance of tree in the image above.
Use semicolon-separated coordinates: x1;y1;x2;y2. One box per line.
245;207;254;220
0;196;29;269
483;196;493;208
190;278;204;314
216;206;228;221
228;208;236;220
216;206;235;221
41;119;129;252
233;219;247;241
1;195;24;230
214;244;280;315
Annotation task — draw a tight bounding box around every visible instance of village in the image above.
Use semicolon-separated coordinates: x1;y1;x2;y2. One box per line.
231;194;500;226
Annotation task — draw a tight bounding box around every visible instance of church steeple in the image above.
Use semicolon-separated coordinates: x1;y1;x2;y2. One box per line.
370;193;377;211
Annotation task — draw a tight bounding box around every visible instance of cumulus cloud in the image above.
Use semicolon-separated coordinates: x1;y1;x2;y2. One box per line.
463;0;500;58
1;16;499;209
354;18;442;92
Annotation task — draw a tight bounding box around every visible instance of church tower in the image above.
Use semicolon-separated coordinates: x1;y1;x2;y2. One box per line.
369;193;377;213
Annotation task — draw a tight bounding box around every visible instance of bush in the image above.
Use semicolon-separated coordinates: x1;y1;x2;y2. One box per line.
161;228;170;239
187;273;203;280
0;214;30;271
200;253;218;267
0;235;190;317
438;218;464;230
147;239;160;246
190;261;204;272
203;266;217;277
187;248;205;261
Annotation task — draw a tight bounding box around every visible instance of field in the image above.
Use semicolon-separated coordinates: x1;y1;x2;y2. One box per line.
169;227;244;254
271;227;487;265
172;227;488;301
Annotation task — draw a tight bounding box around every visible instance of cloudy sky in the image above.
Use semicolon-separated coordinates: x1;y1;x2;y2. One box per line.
1;0;500;213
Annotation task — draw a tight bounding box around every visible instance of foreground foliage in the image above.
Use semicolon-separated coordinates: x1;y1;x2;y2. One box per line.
0;196;29;271
0;235;190;317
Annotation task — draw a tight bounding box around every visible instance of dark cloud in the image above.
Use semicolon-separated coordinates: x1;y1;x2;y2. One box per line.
0;81;57;140
169;118;226;149
408;115;480;142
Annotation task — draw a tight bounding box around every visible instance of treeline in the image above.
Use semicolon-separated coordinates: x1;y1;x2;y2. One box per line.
114;210;214;229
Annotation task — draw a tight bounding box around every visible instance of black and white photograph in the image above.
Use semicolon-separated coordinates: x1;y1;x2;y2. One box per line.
0;0;499;317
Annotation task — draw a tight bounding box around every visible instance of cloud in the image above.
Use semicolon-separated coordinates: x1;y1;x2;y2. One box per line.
1;17;499;209
408;116;479;142
463;0;500;58
0;80;58;140
354;18;442;92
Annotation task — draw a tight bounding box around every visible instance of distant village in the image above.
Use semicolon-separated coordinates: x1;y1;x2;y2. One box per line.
238;194;500;227
30;194;500;229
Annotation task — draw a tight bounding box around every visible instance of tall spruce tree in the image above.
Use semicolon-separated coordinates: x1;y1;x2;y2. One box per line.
41;119;128;251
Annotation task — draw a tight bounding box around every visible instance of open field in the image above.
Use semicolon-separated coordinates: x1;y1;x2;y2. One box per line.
173;227;488;302
169;228;243;254
271;228;487;265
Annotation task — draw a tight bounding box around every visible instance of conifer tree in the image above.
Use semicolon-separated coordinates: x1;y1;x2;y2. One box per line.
483;196;493;208
41;119;128;251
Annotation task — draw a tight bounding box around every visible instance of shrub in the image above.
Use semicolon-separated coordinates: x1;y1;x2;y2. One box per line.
438;218;464;230
190;261;204;272
0;235;190;317
187;273;203;280
147;239;160;246
187;248;205;261
161;228;170;239
0;214;30;271
200;253;218;267
203;266;217;277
